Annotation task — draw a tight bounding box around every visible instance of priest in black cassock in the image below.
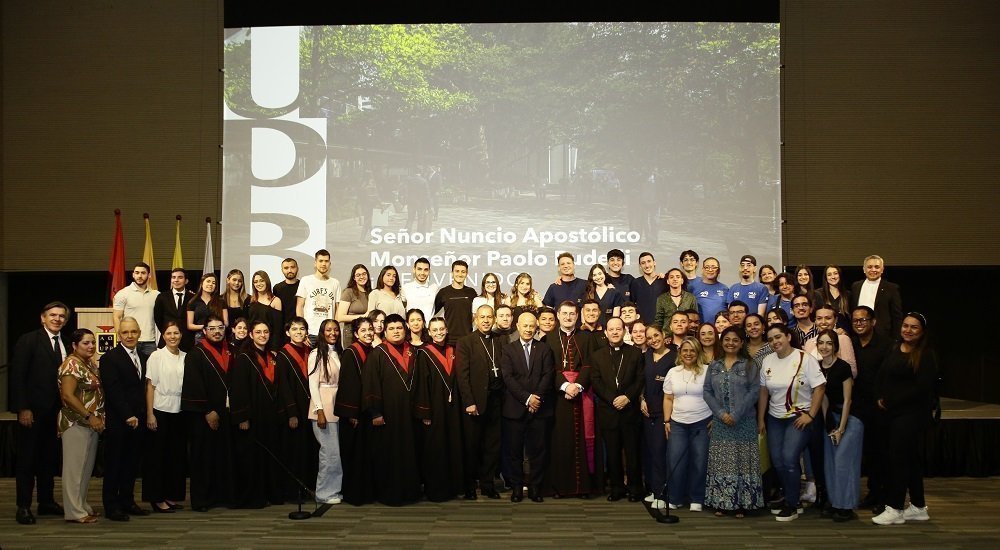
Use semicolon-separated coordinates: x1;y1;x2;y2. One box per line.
334;317;376;505
230;321;284;508
456;305;505;500
414;317;464;501
275;317;318;502
180;315;234;512
362;314;424;506
590;317;645;501
543;301;604;497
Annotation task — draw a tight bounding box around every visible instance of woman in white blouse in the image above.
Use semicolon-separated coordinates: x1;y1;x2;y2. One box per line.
757;323;826;522
144;321;187;512
366;266;406;317
309;319;344;505
662;336;713;512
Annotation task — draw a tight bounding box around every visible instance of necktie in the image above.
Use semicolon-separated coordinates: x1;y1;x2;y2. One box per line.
176;292;183;310
523;343;531;371
131;351;141;375
53;335;62;362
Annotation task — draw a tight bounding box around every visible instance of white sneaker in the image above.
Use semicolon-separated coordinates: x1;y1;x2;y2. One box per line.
902;504;929;521
689;503;703;512
800;481;816;503
872;505;905;525
668;503;681;510
643;493;655;503
322;497;343;505
651;499;666;510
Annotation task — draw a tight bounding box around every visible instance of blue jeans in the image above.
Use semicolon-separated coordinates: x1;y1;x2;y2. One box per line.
136;341;157;361
312;420;343;502
824;412;864;510
666;416;711;506
766;414;813;508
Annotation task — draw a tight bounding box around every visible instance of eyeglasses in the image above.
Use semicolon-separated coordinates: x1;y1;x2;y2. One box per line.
205;326;225;331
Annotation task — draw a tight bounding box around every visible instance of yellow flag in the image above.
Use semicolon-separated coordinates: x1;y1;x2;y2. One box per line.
172;215;184;269
143;214;158;291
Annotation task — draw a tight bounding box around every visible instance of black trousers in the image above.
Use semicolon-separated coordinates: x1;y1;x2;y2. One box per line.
462;392;502;491
142;410;187;503
602;419;642;495
102;423;144;512
15;408;60;508
886;413;927;510
504;414;552;490
861;411;888;502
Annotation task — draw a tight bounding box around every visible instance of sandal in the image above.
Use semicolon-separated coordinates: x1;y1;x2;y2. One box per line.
735;510;746;519
66;515;98;524
714;511;726;517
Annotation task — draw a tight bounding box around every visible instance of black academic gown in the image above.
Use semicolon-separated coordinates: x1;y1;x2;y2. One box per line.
414;343;464;502
335;342;375;505
230;347;284;508
275;344;319;500
180;341;235;510
363;342;423;506
543;329;604;496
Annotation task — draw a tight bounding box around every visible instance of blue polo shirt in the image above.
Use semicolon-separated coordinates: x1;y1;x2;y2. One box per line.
688;278;730;323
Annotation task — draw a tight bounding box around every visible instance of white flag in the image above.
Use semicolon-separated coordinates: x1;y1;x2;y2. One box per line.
203;218;215;276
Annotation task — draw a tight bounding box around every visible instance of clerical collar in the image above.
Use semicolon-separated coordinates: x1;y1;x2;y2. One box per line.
478;331;491;339
611;345;622;352
560;327;575;336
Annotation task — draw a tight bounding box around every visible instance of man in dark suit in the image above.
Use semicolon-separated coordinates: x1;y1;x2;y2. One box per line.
99;317;150;521
455;304;505;500
850;255;903;341
153;267;195;351
590;317;645;502
500;312;555;503
10;301;69;524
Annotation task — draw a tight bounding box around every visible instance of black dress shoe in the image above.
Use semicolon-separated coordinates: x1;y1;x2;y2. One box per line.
551;492;563;499
607;493;624;502
511;490;524;503
483;490;501;500
464;491;477;501
579;493;590;499
16;507;36;525
530;493;544;503
126;504;150;516
628;494;642;503
107;510;130;522
37;502;65;516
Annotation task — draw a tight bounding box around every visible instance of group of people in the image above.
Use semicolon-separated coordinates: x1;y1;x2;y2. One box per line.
9;248;938;527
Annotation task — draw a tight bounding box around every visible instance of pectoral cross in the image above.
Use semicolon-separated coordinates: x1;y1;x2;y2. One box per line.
491;364;499;377
563;357;569;369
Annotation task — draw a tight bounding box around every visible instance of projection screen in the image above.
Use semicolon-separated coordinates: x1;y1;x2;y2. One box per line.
223;23;780;289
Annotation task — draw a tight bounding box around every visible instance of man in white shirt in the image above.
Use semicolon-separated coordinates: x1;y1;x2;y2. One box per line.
850;255;903;340
401;257;438;320
296;250;342;346
113;262;160;360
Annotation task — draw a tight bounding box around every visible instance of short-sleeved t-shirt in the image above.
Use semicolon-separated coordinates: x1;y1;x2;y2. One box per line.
727;281;770;314
688;279;730;324
820;358;852;409
760;349;826;419
296;275;342;336
662;365;712;424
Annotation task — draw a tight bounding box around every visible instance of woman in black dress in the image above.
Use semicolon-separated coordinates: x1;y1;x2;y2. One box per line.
248;270;283;349
223;269;251;333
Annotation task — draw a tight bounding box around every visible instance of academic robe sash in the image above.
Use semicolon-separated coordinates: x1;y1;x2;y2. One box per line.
201;340;231;373
283;343;309;379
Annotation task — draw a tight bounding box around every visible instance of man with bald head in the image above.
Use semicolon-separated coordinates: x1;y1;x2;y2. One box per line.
500;312;555;502
456;305;506;499
100;317;150;521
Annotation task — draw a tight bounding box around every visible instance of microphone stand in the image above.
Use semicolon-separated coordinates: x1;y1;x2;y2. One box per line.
252;432;317;520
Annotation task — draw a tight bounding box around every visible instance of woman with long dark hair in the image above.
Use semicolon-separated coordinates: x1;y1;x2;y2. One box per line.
703;326;763;517
369;309;386;347
817;265;852;326
248;270;283;349
187;273;226;342
584;264;622;327
759;264;778;296
794;265;823;307
366;266;405;317
640;324;673;511
336;264;371;346
815;329;862;522
472;272;506;316
744;313;773;368
757;324;826;522
335;317;376;505
872;313;938;525
308;319;344;505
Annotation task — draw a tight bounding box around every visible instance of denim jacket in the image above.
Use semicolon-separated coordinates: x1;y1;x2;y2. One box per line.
703;357;760;422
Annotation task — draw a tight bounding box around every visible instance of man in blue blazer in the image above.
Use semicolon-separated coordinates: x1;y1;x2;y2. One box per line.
99;317;150;521
10;302;70;524
500;312;555;503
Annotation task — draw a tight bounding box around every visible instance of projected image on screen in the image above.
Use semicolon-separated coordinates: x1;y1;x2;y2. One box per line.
223;23;780;289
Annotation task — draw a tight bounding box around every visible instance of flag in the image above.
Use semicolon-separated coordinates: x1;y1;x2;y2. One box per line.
108;209;126;306
142;213;158;291
203;217;215;276
172;215;184;269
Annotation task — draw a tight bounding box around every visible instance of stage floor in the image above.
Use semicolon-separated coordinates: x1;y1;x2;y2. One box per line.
2;477;999;548
941;397;1000;420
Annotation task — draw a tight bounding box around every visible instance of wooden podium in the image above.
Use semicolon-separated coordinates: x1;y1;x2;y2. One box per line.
75;307;117;358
